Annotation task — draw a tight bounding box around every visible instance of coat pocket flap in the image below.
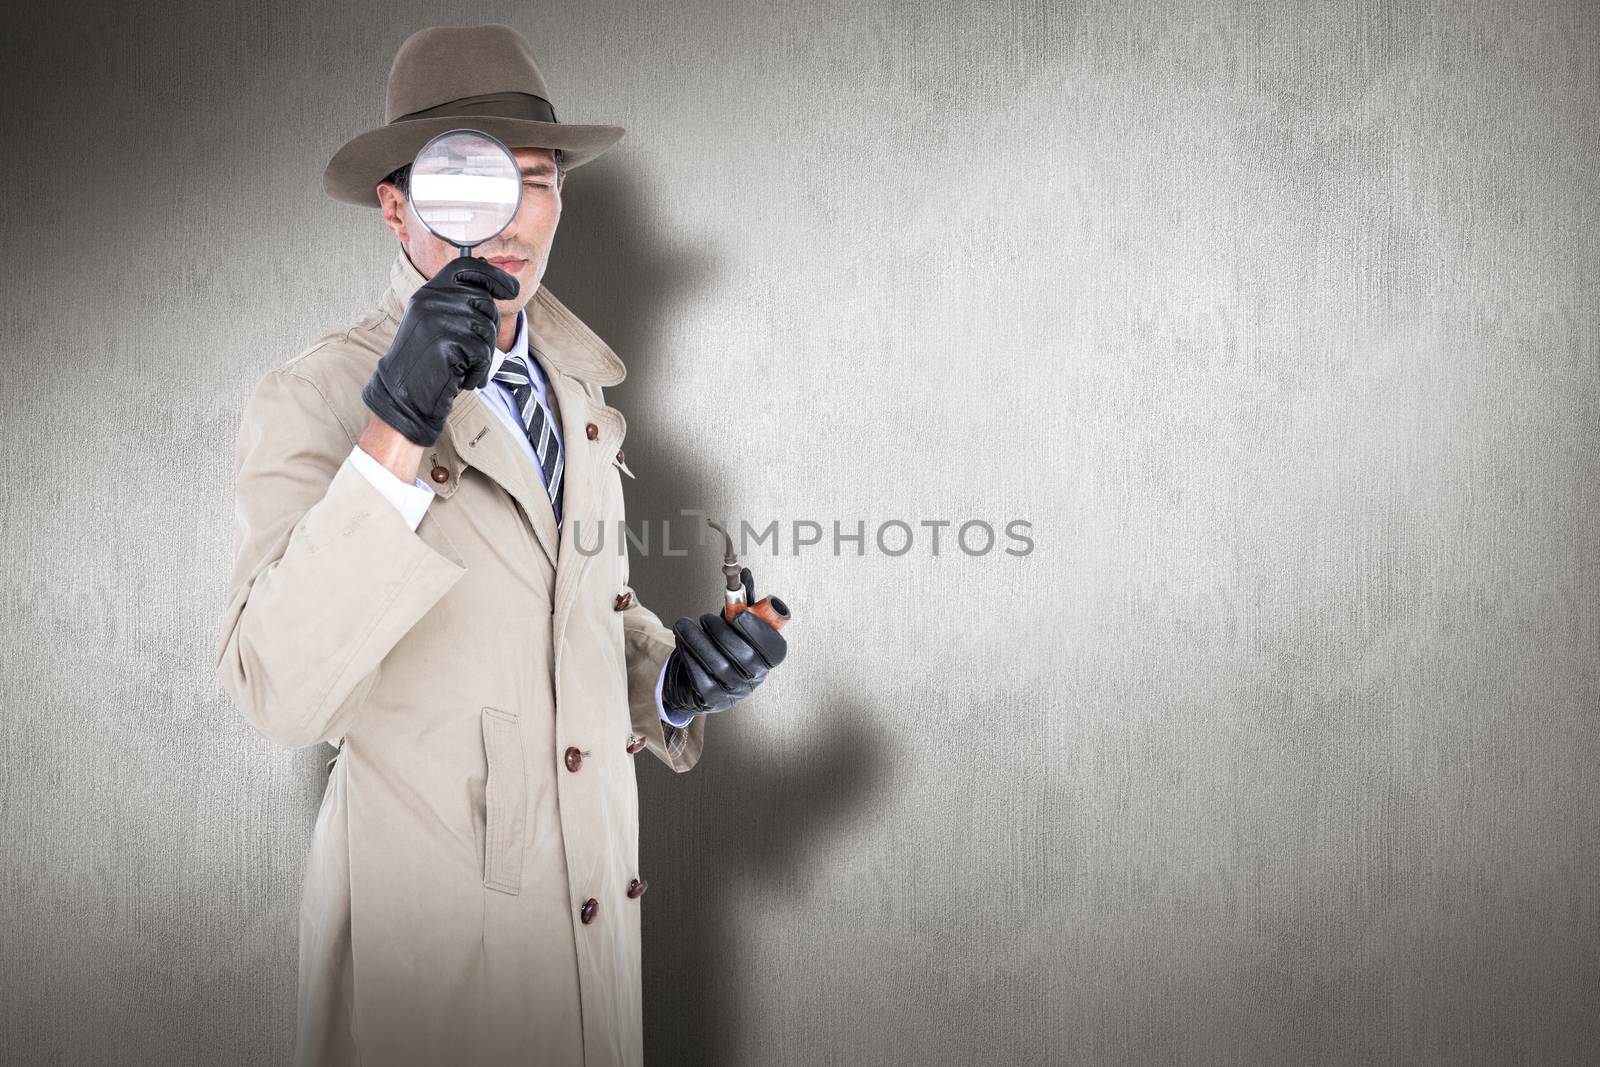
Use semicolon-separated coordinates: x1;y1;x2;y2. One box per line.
481;706;526;894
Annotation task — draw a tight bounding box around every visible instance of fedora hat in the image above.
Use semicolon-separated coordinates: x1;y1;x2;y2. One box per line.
324;23;625;208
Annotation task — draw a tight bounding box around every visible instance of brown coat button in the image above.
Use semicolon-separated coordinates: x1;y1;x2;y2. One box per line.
626;735;647;754
626;878;648;899
613;591;632;611
580;897;599;924
564;746;583;772
430;464;449;484
585;422;599;440
615;449;626;464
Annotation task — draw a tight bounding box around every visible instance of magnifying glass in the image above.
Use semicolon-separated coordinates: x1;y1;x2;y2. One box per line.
408;128;522;258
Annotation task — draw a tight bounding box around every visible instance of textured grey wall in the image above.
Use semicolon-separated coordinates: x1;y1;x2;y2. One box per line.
2;0;1596;1064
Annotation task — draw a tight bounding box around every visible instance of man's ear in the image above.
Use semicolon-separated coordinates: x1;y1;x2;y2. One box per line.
376;182;409;242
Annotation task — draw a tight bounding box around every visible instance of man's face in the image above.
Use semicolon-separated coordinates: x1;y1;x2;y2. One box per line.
377;145;564;322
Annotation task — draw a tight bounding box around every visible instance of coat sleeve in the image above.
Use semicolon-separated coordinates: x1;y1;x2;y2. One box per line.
618;579;706;773
214;366;468;749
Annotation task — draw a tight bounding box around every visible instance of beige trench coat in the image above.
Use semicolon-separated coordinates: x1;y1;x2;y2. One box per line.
214;248;707;1067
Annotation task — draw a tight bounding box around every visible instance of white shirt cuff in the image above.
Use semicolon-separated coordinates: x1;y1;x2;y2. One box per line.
346;443;434;532
656;657;695;728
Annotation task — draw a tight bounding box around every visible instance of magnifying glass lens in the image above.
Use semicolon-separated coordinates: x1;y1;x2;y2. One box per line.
410;130;521;252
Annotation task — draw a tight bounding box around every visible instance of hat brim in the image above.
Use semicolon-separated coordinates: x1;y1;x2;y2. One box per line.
323;116;626;207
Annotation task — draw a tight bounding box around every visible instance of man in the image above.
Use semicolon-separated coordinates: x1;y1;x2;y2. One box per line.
214;23;788;1067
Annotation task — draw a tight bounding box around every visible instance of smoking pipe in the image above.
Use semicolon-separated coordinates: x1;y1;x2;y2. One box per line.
705;518;790;631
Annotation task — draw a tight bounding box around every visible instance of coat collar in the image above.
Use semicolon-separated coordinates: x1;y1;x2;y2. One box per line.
379;246;627;387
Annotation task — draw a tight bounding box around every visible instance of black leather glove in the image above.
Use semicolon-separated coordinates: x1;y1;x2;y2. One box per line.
361;256;520;446
661;568;788;718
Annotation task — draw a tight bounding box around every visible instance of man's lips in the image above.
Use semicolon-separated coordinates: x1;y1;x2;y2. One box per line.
485;257;526;274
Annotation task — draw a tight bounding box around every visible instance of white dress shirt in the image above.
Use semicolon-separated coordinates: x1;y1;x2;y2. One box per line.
345;310;686;726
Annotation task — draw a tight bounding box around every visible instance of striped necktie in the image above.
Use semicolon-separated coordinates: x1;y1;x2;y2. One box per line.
489;350;564;526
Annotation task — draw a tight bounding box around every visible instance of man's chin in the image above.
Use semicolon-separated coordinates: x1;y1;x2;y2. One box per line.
496;293;534;318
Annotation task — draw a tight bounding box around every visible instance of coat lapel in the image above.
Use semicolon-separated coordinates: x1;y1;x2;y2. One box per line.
536;337;627;647
443;389;561;569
